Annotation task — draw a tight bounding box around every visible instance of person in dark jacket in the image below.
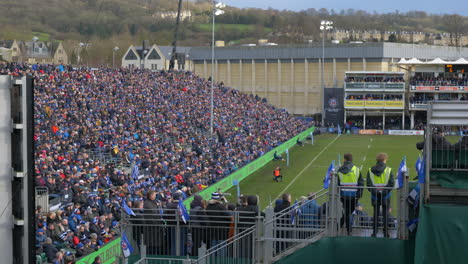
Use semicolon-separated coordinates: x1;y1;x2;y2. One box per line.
234;195;260;258
42;238;59;262
205;193;231;251
190;195;206;256
143;190;164;254
274;193;292;253
165;192;186;255
416;129;452;150
366;153;394;238
337;153;364;235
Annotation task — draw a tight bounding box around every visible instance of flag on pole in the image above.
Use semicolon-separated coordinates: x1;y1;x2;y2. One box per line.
395;157;407;189
337;124;342;135
407;218;419;232
131;164;140;180
290;200;302;224
122;201;136;216
178;200;190;224
121;231;134;258
416;155;426;184
323;161;335;189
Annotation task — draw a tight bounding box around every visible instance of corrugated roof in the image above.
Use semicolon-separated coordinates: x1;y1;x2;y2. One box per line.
188;42;468;61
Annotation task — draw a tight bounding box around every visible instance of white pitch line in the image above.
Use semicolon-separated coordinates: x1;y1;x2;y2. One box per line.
361;138;373;170
271;134;341;203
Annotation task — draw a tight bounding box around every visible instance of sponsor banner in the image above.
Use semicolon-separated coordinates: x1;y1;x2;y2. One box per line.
365;101;385;107
388;130;425;136
345;100;365;107
359;129;384;135
76;238;121;264
385;101;404;108
415;86;435;91
324;88;344;126
438;86;459;91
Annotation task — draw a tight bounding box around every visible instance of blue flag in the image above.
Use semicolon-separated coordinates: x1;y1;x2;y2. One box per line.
323;161;335;189
337;124;342;135
290;200;301;225
131;164;140;180
395;157;407;189
122;201;136;216
417;156;426;184
178;200;190;224
121;231;134;258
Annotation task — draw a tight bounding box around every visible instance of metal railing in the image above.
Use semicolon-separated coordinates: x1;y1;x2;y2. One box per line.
336;186;400;238
121;208;258;258
123;172;411;263
263;189;329;262
35;187;49;212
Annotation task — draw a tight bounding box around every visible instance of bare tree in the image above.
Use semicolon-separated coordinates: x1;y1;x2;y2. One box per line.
442;14;467;47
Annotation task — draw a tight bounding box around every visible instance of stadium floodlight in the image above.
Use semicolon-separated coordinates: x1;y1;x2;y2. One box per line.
215;2;226;8
215;9;225;16
112;46;119;68
319;20;334;127
210;1;225;135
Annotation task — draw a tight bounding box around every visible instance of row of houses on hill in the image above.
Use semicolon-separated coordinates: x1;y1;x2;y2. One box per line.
0;40;68;64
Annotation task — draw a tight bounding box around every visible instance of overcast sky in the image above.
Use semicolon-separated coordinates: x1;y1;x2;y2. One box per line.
221;0;468;15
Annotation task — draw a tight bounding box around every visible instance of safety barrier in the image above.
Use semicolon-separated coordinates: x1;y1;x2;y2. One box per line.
123;170;410;264
183;126;316;207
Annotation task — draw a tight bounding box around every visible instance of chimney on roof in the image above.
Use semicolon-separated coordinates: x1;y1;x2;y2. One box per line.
142;40;149;52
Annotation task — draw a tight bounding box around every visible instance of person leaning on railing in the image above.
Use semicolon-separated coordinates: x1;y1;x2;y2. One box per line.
366;153;394;238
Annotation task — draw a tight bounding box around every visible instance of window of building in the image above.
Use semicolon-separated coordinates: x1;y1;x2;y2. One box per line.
13;48;17;51
125;50;138;60
147;49;161;60
151;64;157;70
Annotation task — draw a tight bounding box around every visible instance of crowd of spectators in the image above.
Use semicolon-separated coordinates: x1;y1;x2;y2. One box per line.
2;61;312;262
410;75;468;86
345;76;404;83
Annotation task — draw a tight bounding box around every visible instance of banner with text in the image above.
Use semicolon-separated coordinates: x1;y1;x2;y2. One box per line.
324;88;344;126
76;238;121;264
388;130;424;136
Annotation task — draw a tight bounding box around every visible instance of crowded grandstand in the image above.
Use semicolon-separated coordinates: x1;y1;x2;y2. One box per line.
0;62;314;262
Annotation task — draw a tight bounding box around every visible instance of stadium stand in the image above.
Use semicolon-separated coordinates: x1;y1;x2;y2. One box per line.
0;62;314;262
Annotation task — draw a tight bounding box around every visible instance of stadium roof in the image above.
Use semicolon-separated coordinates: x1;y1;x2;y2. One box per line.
189;43;468;61
398;57;468;65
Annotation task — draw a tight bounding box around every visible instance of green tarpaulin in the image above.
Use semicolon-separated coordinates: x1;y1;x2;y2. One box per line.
414;204;468;264
275;237;414;264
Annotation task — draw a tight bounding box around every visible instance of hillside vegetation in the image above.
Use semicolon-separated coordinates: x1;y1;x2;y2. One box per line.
0;0;466;65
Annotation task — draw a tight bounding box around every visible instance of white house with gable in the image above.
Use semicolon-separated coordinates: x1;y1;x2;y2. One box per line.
121;42;192;71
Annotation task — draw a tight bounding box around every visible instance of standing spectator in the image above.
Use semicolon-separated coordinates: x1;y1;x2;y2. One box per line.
367;153;394;238
337;153;363;235
205;193;231;251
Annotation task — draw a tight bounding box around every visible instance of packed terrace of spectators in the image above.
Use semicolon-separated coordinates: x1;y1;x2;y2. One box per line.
345;76;404;83
2;62;312;263
410;75;468;86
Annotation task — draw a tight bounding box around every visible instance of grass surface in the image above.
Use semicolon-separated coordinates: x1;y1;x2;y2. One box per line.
226;134;427;211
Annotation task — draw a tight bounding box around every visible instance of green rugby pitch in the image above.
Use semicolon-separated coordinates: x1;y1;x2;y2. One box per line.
226;134;427;210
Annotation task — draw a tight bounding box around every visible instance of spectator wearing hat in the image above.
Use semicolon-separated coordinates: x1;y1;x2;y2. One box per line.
36;229;46;248
205;192;231;251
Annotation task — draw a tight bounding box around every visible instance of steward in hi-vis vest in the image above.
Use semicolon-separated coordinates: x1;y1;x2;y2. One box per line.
366;152;395;238
337;153;364;235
